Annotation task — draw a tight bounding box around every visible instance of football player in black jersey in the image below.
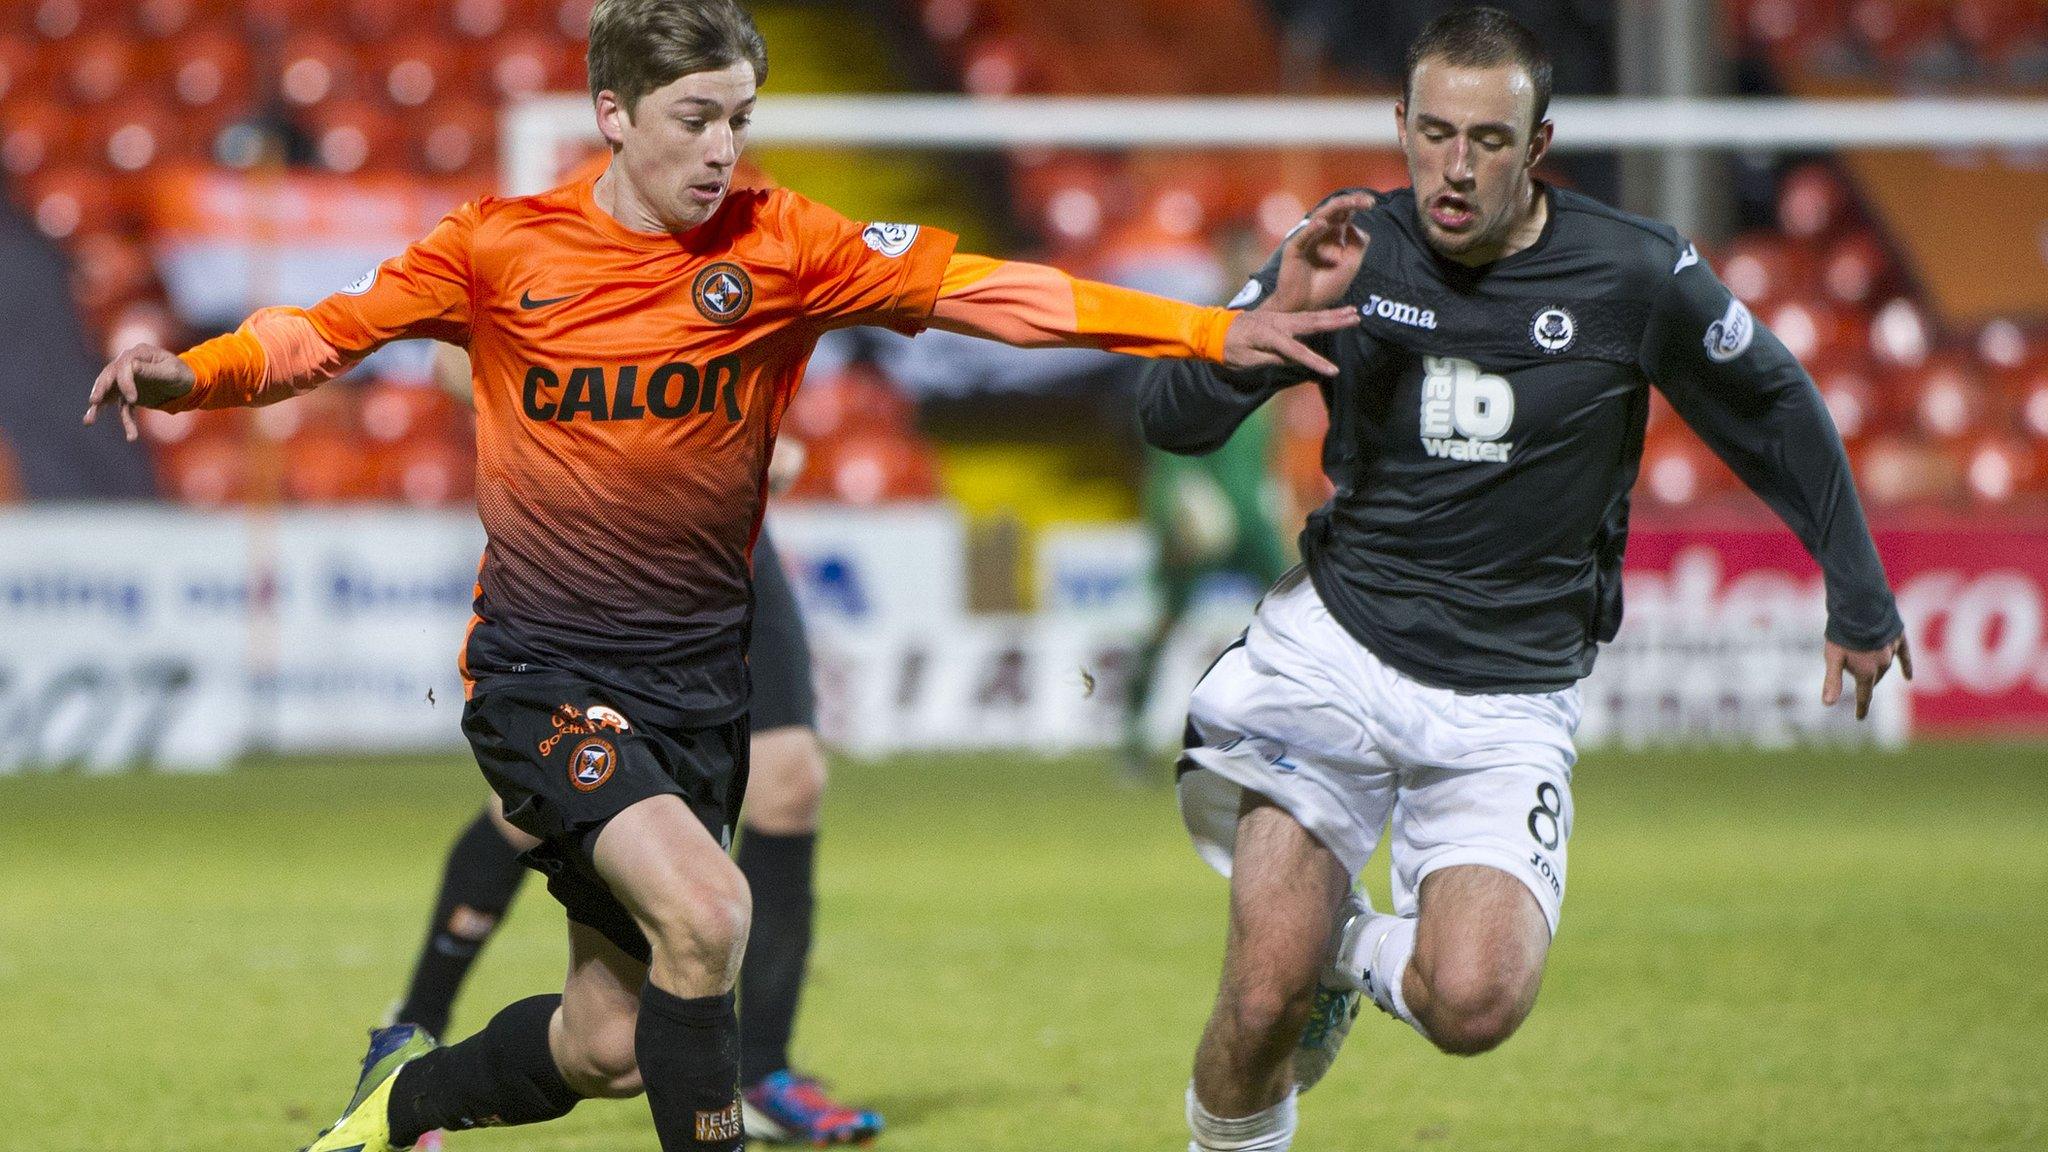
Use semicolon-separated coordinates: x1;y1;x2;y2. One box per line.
1144;10;1910;1151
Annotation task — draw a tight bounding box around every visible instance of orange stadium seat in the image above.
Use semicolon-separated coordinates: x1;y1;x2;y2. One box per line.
1716;233;1818;309
66;229;158;328
1638;431;1738;508
2006;361;2048;442
1732;0;1843;54
1775;162;1853;241
1959;434;2040;503
447;0;521;40
0;35;40;104
277;30;359;108
1846;0;1950;68
155;433;249;506
1814;358;1883;447
0;96;78;179
283;427;379;503
304;97;404;174
1854;434;1957;508
20;165;122;240
377;436;476;506
1904;354;1992;444
807;433;943;505
1766;296;1866;370
1975;318;2033;374
162;24;255;115
27;0;86;41
133;0;229;41
1866;295;1933;368
1818;229;1892;307
338;0;410;42
359;381;468;446
55;30;142;106
371;35;464;108
411;97;496;178
1951;0;2048;55
92;95;189;172
480;29;583;102
547;0;596;40
784;364;917;442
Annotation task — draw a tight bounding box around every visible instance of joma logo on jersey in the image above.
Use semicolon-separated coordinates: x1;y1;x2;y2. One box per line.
1364;293;1438;330
521;355;744;423
1419;356;1516;464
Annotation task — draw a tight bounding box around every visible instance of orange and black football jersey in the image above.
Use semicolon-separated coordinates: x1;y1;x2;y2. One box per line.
306;174;957;722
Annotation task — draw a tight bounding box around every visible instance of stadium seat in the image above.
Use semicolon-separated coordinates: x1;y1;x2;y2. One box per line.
303;97;404;174
92;95;188;171
100;297;180;362
377;436;475;505
2007;363;2048;442
1949;0;2046;57
784;364;917;442
1775;162;1853;241
1903;354;1991;443
1;96;78;179
0;35;39;105
1852;434;1955;507
479;29;582;101
1845;0;1948;68
283;426;379;503
1732;0;1843;54
340;0;409;42
1813;359;1881;446
447;0;517;39
155;433;249;505
359;380;468;445
55;30;141;106
163;24;254;114
1959;434;2037;504
133;0;226;40
1717;232;1818;308
28;0;85;41
276;30;359;107
20;165;121;239
1819;229;1891;307
807;433;943;504
1975;317;2031;373
66;229;158;327
1866;295;1932;368
371;35;462;109
1766;296;1865;369
410;97;497;177
1638;431;1737;508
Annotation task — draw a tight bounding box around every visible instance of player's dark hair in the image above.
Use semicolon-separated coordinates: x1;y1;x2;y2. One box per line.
587;0;769;115
1403;7;1553;133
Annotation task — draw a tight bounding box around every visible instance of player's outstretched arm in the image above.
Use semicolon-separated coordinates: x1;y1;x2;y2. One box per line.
925;255;1357;377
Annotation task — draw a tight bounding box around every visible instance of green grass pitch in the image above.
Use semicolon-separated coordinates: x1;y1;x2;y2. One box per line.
2;742;2044;1150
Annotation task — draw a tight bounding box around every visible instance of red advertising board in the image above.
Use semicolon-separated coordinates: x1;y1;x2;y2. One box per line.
1623;518;2048;736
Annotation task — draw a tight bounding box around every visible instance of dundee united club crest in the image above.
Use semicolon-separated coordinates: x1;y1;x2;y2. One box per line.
568;737;617;792
693;262;753;324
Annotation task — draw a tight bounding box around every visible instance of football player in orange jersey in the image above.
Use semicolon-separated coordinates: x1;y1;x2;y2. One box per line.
84;2;1357;1149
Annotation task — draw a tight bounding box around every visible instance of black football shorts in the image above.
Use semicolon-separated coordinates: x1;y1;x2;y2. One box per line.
462;672;750;964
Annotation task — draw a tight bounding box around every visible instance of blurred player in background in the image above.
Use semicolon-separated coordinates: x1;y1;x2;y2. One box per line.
399;338;879;1146
83;1;1358;1149
1126;230;1293;781
1141;10;1912;1152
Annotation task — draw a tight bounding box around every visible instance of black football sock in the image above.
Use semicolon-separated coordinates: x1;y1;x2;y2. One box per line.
387;994;581;1146
734;827;816;1087
395;807;529;1038
637;983;744;1152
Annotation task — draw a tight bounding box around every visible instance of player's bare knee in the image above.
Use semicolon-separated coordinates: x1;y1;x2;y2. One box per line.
640;875;751;980
1218;980;1317;1055
744;729;828;832
1419;967;1531;1056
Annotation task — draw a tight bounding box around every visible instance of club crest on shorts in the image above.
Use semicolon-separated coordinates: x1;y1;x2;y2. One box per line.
1529;307;1576;353
568;737;617;792
860;222;919;257
693;262;753;324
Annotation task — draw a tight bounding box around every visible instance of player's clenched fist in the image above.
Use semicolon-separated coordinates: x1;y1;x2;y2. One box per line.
83;343;195;442
1270;190;1378;312
1221;306;1360;378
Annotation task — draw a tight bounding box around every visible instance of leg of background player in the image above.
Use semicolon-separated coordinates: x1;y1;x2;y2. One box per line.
394;802;536;1038
734;724;824;1086
1188;795;1350;1151
1345;865;1550;1056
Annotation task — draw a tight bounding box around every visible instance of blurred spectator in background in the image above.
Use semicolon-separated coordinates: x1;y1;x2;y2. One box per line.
0;180;155;498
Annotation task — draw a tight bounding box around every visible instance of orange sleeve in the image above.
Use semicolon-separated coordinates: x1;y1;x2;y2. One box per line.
164;203;480;412
927;255;1234;361
785;193;958;333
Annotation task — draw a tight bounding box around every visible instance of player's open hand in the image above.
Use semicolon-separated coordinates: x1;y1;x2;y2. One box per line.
1822;632;1913;720
1222;306;1359;377
1269;191;1377;312
83;343;195;442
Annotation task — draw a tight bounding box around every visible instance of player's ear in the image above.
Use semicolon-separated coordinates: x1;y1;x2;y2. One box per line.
595;90;629;149
1525;119;1553;172
1393;101;1408;148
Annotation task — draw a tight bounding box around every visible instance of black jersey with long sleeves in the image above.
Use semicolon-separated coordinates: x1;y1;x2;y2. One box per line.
1139;185;1903;694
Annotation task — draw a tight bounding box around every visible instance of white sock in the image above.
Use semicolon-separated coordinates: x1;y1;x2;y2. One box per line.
1186;1082;1297;1152
1338;912;1425;1038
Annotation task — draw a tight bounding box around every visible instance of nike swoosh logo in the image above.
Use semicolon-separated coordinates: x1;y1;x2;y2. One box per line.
520;290;579;310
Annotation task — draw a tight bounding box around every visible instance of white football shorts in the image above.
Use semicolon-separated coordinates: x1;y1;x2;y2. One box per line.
1177;567;1581;933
